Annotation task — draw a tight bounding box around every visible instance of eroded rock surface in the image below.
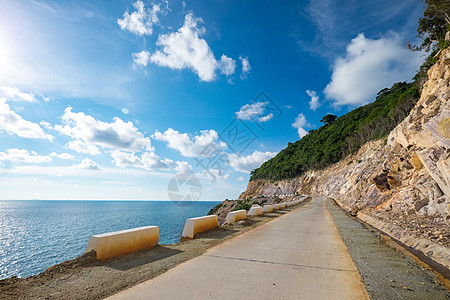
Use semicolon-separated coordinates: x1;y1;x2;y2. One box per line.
238;48;450;267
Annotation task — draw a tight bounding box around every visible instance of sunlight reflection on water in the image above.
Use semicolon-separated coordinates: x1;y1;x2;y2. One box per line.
0;200;218;279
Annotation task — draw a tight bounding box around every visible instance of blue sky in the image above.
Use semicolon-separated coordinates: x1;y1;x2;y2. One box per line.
0;0;426;200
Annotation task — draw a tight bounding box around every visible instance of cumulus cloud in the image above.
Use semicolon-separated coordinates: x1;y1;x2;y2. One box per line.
117;0;167;36
72;158;100;170
150;13;235;81
152;128;226;158
0;149;52;164
324;33;423;106
174;161;193;173
292;113;308;138
0;99;53;141
239;56;251;79
111;150;172;170
258;113;273;123
0;149;51;164
0;86;36;102
306;90;320;111
39;121;53;130
66;140;100;155
235;102;273;123
50;152;75;160
228;151;277;173
237;176;244;181
132;50;151;67
218;55;236;76
55;107;151;154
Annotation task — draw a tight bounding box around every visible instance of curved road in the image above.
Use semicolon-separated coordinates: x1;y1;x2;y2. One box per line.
108;197;369;299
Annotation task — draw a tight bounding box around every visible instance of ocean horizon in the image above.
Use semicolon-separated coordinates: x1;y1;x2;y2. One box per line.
0;200;220;280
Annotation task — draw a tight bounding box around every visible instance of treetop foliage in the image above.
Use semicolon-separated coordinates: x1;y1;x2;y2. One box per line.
409;0;450;51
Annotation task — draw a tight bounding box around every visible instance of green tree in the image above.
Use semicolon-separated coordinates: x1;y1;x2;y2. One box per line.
320;114;337;125
409;0;450;51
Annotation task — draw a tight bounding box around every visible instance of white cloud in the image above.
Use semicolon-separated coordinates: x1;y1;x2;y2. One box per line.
0;99;53;141
117;0;167;36
39;121;53;130
66;140;100;155
175;161;193;173
324;33;423;106
55;107;151;154
150;13;235;81
111;150;172;170
152;128;226;158
0;86;36;102
292;113;308;138
306;90;320;111
218;55;236;77
50;152;75;160
239;56;251;79
132;50;151;67
235;102;273;123
237;176;244;181
72;158;100;170
258;113;273;123
0;149;52;164
228;150;277;173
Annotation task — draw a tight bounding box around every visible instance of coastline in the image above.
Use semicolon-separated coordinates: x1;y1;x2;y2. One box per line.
0;200;309;300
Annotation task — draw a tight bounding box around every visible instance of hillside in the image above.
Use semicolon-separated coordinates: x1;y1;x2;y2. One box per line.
250;73;435;182
238;47;450;268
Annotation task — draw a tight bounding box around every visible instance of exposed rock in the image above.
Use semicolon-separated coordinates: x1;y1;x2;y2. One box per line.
414;198;429;212
238;48;450;257
372;171;390;191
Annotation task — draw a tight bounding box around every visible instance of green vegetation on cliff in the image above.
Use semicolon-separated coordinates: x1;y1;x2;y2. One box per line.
250;82;420;181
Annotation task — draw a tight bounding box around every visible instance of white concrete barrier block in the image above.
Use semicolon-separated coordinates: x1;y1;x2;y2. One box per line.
263;205;273;213
225;210;247;224
182;215;218;239
280;203;286;209
274;204;280;210
85;226;159;260
248;206;263;216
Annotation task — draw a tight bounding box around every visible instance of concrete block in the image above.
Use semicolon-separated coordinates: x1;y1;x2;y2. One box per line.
263;205;273;213
182;215;218;239
248;206;263;216
85;226;159;260
225;210;247;224
280;203;286;209
274;204;280;210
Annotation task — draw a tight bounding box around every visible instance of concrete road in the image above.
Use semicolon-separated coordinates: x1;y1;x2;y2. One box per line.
107;197;369;300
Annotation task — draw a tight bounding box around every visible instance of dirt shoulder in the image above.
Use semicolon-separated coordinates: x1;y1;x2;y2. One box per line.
327;198;450;299
0;200;310;300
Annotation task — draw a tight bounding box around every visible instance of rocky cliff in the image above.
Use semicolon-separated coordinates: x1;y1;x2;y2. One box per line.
238;48;450;267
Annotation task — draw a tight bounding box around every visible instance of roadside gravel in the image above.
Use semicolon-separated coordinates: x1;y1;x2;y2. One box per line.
327;198;450;300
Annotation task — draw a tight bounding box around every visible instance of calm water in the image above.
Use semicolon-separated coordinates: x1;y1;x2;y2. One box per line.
0;200;219;280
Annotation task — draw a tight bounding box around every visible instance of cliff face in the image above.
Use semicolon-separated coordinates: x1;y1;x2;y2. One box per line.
239;49;450;256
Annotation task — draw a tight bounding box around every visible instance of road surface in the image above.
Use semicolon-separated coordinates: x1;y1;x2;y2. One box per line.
108;197;369;300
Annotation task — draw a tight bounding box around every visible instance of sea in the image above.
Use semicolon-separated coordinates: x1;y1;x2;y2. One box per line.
0;200;220;280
